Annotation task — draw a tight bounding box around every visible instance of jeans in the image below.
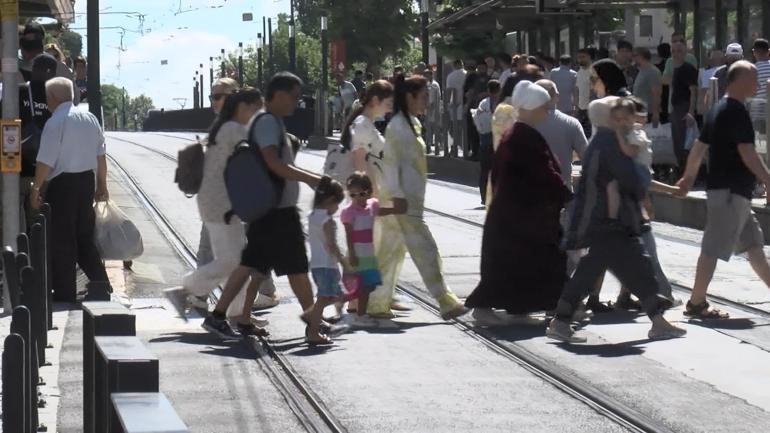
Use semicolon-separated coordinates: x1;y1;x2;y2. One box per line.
641;229;673;299
670;103;690;170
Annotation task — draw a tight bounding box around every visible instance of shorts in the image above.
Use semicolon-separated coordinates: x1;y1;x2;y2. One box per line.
702;189;764;261
311;268;343;298
241;207;309;276
357;269;382;290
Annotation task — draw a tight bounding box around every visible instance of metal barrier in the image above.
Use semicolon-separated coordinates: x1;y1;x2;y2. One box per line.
11;305;38;433
110;392;189;433
94;336;159;432
40;203;53;331
2;333;25;433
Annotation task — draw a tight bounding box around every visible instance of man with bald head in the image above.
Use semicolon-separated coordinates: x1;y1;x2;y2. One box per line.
677;60;770;319
534;79;588;191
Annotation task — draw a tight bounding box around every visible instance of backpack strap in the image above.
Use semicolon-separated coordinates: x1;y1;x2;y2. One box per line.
246;112;285;158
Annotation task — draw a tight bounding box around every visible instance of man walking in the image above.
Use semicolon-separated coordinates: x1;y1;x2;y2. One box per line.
446;59;467;157
677;61;770;319
632;47;662;126
751;39;770;134
669;42;699;171
712;43;745;99
615;40;638;88
30;77;110;302
549;55;577;116
19;22;80;102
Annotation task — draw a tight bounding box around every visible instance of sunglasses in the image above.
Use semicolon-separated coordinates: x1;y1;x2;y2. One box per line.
349;191;370;198
209;93;228;102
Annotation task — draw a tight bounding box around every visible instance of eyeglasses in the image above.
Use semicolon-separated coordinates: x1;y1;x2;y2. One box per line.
349;191;370;198
209;93;227;102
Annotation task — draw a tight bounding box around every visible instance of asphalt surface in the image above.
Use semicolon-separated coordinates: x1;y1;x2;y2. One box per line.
47;131;770;432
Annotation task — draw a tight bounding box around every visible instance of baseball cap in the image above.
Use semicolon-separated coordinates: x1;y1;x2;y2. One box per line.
21;21;45;40
725;43;744;57
31;53;58;81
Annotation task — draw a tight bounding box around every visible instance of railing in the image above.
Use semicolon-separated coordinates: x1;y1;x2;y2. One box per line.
2;204;189;432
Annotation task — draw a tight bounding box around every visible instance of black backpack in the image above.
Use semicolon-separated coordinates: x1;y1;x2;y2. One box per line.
174;136;204;196
224;113;285;223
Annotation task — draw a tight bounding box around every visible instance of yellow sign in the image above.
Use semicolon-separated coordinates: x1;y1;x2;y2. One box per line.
0;0;17;20
1;119;21;173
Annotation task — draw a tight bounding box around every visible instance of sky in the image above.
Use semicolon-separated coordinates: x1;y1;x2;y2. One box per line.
71;0;290;109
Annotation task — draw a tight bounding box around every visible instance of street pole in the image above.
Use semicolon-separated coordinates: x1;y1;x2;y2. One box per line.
262;17;267;50
220;48;226;78
87;0;102;124
121;88;127;129
199;64;205;108
420;0;430;65
289;0;296;73
238;42;244;85
257;33;264;90
193;77;199;109
321;14;328;136
209;57;214;89
268;18;274;78
2;0;20;250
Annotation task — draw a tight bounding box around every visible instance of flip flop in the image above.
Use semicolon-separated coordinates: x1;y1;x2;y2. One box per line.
305;326;333;346
684;300;729;319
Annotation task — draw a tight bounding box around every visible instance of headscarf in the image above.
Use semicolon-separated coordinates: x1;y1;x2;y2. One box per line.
588;96;620;129
592;59;630;97
511;80;550;111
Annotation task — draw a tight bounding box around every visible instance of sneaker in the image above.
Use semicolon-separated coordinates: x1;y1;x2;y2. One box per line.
253;293;280;310
648;323;687;341
472;308;507;326
352;315;378;329
202;315;240;340
546;319;587;343
163;287;190;322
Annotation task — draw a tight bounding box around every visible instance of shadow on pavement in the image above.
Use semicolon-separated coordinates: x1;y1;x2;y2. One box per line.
480;325;548;343
586;311;645;325
686;317;757;330
552;340;647;357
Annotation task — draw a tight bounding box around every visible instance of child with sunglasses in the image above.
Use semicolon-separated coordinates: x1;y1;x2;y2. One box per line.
341;172;403;327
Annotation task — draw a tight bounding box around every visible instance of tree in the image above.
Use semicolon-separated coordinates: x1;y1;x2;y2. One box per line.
101;84;126;128
127;95;155;130
295;0;418;69
58;30;83;61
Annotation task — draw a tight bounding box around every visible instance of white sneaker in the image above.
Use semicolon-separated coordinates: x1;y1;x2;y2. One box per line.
253;293;280;310
352;315;378;329
472;308;507;326
546;319;587;343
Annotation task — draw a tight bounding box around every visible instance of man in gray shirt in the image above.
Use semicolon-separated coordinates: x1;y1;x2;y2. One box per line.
632;47;662;126
204;72;328;340
549;55;578;115
534;80;588;191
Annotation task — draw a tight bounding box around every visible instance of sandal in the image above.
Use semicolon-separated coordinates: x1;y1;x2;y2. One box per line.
684;300;730;319
305;326;333;346
237;322;269;338
300;315;332;334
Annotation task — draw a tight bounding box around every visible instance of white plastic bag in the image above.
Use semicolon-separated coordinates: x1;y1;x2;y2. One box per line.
323;142;354;183
643;123;677;166
94;201;144;261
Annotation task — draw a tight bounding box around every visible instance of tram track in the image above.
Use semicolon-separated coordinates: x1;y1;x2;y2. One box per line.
105;149;346;433
108;133;687;433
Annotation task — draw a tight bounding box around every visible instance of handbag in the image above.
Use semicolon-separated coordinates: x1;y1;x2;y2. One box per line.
323;141;354;184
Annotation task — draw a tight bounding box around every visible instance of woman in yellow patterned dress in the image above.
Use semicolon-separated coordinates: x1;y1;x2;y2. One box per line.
367;75;469;320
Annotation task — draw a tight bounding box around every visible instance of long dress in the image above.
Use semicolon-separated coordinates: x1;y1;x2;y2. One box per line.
465;122;572;314
367;112;465;317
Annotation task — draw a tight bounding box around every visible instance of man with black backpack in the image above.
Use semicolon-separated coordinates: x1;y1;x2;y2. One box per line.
202;72;327;339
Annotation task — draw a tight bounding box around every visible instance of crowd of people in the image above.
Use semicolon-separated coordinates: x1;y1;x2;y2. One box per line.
157;31;770;346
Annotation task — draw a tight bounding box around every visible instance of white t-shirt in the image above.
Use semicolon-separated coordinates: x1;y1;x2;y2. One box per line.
446;68;467;120
308;209;339;269
699;67;719;89
576;67;592;110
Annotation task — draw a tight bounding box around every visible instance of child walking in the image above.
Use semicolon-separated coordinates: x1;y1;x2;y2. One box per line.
307;180;348;345
341;172;400;327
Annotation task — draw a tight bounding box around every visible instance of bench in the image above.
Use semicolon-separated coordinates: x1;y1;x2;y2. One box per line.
110;392;189;433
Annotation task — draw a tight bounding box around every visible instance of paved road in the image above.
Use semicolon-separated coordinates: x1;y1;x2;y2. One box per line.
96;131;770;432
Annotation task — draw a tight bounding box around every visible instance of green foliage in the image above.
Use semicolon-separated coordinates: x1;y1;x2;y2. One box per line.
101;84;124;123
295;0;419;69
57;30;83;61
127;95;155;130
101;84;154;130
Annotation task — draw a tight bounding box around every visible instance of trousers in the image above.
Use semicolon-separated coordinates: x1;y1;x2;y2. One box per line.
368;213;461;315
47;171;109;302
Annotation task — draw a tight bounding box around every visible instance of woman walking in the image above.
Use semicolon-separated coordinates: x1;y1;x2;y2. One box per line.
466;81;572;326
366;75;469;320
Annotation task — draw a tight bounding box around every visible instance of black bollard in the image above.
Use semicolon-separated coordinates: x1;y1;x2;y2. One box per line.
12;306;38;433
21;266;46;367
17;232;29;256
2;334;26;433
40;204;54;329
3;247;21;308
16;251;29;271
30;222;50;335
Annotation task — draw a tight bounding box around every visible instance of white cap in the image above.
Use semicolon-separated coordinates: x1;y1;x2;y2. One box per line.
511;81;550;110
725;43;744;57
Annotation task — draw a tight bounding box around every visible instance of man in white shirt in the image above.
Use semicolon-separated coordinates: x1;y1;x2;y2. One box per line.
31;77;110;302
424;69;443;155
497;53;513;85
335;72;357;121
549;55;578;115
575;48;594;137
445;59;467;157
751;38;770;134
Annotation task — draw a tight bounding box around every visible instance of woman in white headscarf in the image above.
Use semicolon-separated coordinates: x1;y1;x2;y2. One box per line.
466;81;572;326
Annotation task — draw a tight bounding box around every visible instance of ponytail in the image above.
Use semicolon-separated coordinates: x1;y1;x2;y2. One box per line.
340;79;394;150
393;74;428;138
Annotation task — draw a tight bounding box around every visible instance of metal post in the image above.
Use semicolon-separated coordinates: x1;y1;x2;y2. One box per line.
289;0;296;73
554;17;561;58
736;0;745;45
2;334;25;433
268;18;274;78
764;0;770;41
693;0;702;64
2;0;20;251
715;0;725;52
321;15;328;136
87;0;102;124
583;17;593;47
220;48;226;78
11;306;34;433
421;0;430;65
209;57;214;89
32;213;51;331
257;34;263;90
263;16;267;48
765;77;770;168
673;4;682;36
121;88;127;130
238;43;244;84
199;65;205;108
193;79;199;110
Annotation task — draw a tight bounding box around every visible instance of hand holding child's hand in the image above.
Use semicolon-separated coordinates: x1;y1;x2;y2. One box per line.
348;255;358;269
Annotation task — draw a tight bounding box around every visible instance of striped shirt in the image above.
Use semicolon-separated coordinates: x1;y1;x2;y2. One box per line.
751;60;770;121
340;198;382;287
